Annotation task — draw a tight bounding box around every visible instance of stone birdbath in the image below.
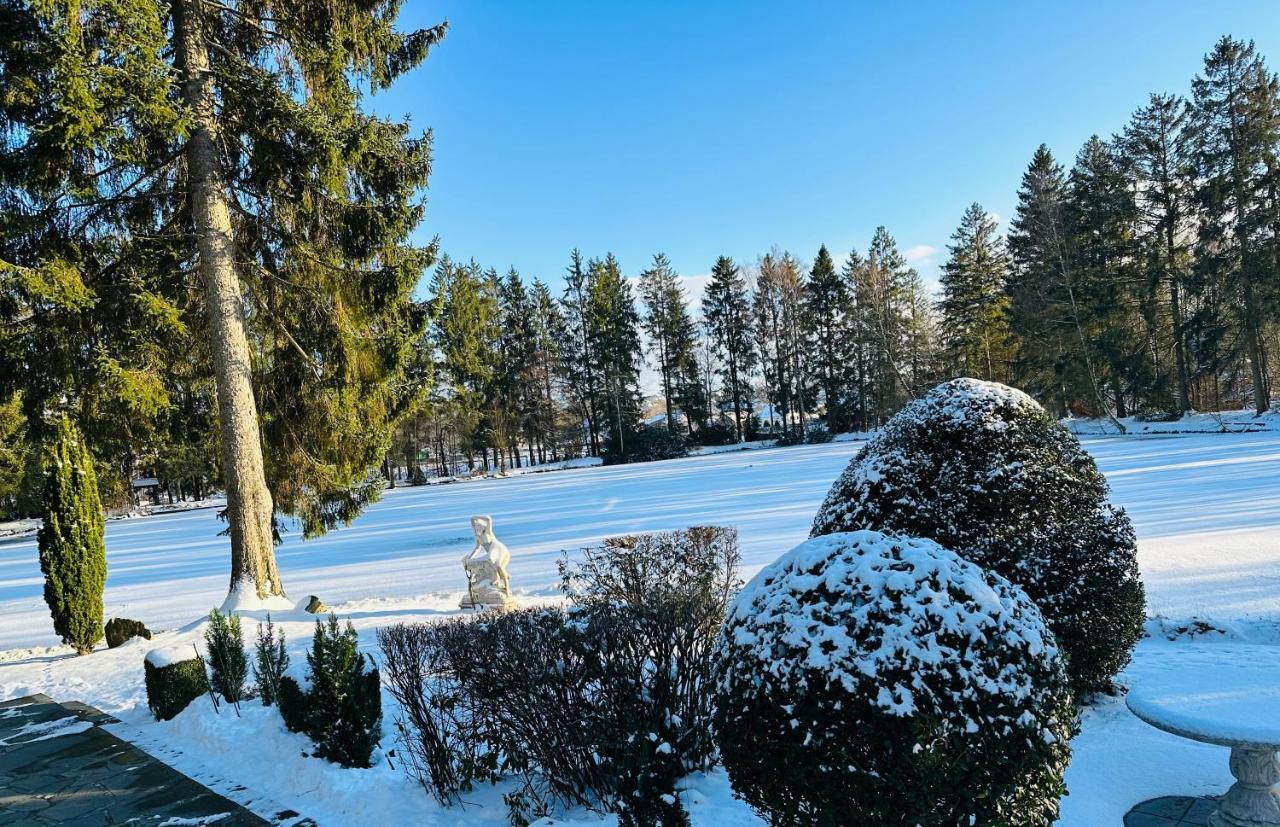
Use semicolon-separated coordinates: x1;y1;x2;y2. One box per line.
1128;664;1280;827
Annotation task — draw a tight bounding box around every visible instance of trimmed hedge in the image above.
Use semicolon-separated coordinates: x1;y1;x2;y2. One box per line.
712;531;1075;826
144;652;208;721
811;378;1145;695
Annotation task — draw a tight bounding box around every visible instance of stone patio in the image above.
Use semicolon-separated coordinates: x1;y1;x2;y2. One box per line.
1124;795;1220;826
0;694;307;826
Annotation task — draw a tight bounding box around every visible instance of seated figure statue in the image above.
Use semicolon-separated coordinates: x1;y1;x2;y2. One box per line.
460;514;515;610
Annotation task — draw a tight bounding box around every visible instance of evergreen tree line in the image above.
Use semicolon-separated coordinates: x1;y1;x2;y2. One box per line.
393;35;1280;475
5;20;1278;521
388;227;936;478
951;36;1280;420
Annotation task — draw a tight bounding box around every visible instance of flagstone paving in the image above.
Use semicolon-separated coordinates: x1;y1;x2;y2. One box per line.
0;694;305;826
1124;795;1220;826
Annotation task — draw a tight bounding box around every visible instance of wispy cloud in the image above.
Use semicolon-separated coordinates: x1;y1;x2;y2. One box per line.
903;244;938;264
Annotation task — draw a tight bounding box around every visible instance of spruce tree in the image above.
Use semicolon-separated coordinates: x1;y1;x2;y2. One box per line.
528;279;566;461
1122;94;1195;413
938;204;1015;382
0;395;28;517
1067;135;1146;419
804;245;852;431
702;256;756;441
857;227;924;422
639;254;699;433
37;416;105;655
842;249;875;430
754;253;791;434
588;254;643;458
429;258;499;469
2;1;446;602
560;250;604;454
0;1;186;504
1008;145;1078;417
1191;36;1280;414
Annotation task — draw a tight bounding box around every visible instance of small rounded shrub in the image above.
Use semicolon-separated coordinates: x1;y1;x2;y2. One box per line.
144;649;208;721
712;531;1074;826
811;378;1144;695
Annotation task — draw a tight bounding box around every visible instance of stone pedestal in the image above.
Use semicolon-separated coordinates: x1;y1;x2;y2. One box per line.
459;590;516;612
1211;747;1280;827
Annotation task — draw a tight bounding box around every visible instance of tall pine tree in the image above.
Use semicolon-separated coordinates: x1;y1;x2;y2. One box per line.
639;253;700;433
804;245;852;431
1191;36;1280;413
1;0;446;602
702;256;755;441
938;204;1014;381
1123;93;1196;412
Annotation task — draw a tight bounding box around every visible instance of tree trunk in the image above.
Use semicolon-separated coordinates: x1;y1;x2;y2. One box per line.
173;0;283;601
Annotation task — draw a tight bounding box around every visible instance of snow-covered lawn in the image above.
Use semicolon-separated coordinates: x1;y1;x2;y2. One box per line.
2;432;1280;824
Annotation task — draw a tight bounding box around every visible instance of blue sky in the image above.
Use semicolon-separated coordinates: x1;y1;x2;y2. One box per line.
377;1;1280;296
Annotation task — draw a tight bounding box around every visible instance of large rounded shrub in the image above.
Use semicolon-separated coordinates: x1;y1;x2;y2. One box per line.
712;531;1074;826
811;378;1144;695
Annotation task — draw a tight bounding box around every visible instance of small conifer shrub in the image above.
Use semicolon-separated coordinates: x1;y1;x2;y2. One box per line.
275;614;382;768
254;614;289;706
37;416;106;655
204;608;248;704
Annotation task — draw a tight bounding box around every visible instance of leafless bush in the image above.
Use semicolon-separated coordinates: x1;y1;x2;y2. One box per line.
379;526;741;826
377;622;495;805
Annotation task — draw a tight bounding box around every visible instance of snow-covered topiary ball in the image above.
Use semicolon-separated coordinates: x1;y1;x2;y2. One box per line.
811;378;1144;696
712;530;1074;826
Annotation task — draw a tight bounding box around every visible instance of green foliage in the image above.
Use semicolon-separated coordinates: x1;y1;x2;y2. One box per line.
587;254;644;458
306;615;382;767
713;532;1075;826
639;253;704;434
702;256;755;441
278;615;382;768
0;0;446;540
0;393;32;518
37;416;105;655
253;614;289;707
939;203;1015;382
277;674;311;734
144;656;208;721
811;379;1145;695
204;609;248;704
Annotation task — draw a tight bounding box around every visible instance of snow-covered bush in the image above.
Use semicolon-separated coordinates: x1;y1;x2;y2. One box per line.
276;614;382;768
144;647;208;721
712;531;1075;826
204;608;248;704
811;378;1145;695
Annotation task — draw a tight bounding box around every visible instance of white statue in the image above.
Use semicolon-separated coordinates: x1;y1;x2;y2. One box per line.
460;515;515;610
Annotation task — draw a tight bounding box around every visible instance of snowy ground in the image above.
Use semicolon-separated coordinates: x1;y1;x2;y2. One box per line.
2;432;1280;824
